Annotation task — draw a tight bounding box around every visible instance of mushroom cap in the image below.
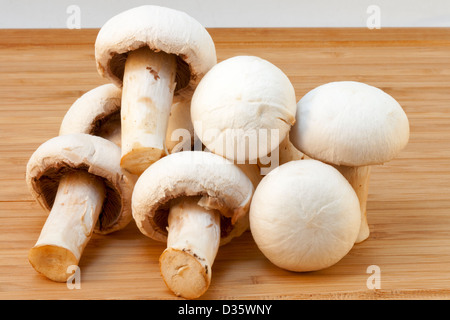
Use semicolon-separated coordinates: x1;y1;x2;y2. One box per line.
26;134;136;234
59;84;122;144
249;159;361;272
95;5;217;99
132;151;254;245
290;81;410;167
191;55;297;163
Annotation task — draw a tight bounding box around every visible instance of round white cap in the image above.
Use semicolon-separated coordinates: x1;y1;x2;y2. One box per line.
191;55;297;162
250;159;361;272
290;81;410;166
95;5;217;99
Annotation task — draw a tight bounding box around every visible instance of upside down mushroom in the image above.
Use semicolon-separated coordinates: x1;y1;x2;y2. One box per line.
132;151;254;299
95;5;217;175
26;134;135;282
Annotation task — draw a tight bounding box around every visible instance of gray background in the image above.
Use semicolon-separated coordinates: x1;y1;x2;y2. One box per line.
1;0;449;28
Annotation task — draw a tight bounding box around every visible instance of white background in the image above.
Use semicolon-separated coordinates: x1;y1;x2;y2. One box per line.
1;0;450;28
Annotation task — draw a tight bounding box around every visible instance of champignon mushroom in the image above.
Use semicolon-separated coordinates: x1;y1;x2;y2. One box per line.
290;81;410;243
59;84;195;153
132;151;254;299
26;134;136;282
95;5;217;175
59;84;122;146
190;55;297;165
249;159;361;272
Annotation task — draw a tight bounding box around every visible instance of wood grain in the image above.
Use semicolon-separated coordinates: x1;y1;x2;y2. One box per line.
1;28;450;300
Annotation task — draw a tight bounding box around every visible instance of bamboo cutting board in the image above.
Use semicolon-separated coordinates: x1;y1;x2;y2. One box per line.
1;28;450;300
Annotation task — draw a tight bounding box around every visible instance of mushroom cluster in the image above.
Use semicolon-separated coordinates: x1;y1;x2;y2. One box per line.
26;5;410;299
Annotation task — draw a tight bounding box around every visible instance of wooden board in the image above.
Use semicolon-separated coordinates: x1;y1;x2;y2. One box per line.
1;28;450;300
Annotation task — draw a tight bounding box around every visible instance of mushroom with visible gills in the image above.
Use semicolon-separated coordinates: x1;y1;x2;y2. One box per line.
250;159;361;272
59;84;122;146
95;5;217;175
132;151;254;299
59;84;195;153
190;55;297;166
290;81;410;243
26;134;135;282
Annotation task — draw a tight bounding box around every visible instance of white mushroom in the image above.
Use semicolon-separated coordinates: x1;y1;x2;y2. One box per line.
132;151;254;299
95;5;216;175
26;134;136;282
249;159;361;272
60;84;195;153
59;84;122;146
290;81;410;243
191;55;297;165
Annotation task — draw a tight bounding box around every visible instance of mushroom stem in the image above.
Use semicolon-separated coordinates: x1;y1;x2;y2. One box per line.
120;46;177;175
159;196;221;299
28;171;106;282
334;165;371;243
278;136;308;165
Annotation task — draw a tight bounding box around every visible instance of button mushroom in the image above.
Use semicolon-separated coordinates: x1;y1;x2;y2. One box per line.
59;84;122;146
26;134;136;282
95;5;217;175
132;151;254;299
290;81;410;243
59;84;195;153
250;159;361;272
190;55;297;166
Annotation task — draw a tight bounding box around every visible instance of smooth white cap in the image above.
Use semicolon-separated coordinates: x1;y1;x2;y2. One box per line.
290;81;410;166
250;159;361;272
95;5;217;100
191;55;297;163
132;151;254;245
26;134;136;234
59;84;121;141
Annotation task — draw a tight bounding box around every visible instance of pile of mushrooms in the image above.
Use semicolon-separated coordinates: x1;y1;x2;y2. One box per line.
26;5;410;299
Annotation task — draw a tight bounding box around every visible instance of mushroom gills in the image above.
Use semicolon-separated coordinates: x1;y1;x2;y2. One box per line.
120;46;177;175
28;170;106;282
333;164;371;243
159;196;221;299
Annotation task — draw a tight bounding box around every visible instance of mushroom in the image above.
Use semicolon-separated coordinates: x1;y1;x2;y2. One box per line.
95;5;217;175
132;151;254;299
190;55;297;165
26;134;136;282
289;81;410;243
59;84;195;153
249;159;361;272
59;84;122;146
